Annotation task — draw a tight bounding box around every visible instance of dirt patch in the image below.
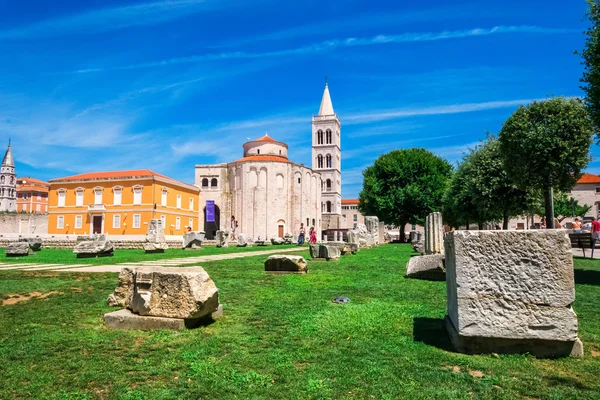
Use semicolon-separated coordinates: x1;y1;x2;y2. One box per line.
591;349;600;357
23;272;60;277
70;287;83;293
442;365;461;374
2;291;63;306
469;370;484;378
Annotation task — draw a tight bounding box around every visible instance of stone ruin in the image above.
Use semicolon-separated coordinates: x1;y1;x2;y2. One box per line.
216;230;229;248
237;233;253;247
364;216;380;245
143;219;169;253
410;231;424;254
444;230;583;358
406;213;445;280
73;234;114;258
283;233;294;244
264;255;308;274
347;223;374;249
5;238;42;257
270;237;285;245
183;231;205;250
309;243;341;261
104;266;222;330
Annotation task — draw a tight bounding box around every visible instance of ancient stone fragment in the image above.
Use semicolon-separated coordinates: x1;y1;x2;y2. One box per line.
5;242;32;256
444;230;583;357
183;231;205;249
73;234;114;258
425;212;444;255
20;238;42;251
106;266;219;319
216;230;229;248
237;233;252;247
264;255;308;273
405;254;445;281
364;216;380;245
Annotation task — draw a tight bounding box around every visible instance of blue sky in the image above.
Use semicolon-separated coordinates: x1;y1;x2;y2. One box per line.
0;0;592;198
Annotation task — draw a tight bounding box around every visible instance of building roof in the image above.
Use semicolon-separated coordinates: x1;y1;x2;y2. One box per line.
577;173;600;184
318;83;335;116
17;177;49;186
49;169;198;191
17;177;50;193
341;199;359;205
2;142;14;167
254;134;276;143
234;155;291;164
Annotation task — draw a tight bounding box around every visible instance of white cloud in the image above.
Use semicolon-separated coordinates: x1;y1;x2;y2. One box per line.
0;0;216;39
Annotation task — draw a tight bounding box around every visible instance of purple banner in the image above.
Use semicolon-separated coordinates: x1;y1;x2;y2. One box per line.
206;200;215;223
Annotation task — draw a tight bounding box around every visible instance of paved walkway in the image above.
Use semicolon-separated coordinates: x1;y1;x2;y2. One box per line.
0;247;306;273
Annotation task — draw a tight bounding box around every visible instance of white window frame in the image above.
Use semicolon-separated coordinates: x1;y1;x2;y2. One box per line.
160;215;166;229
37;194;41;201
94;187;103;205
57;215;64;229
161;189;168;206
113;214;121;229
75;189;84;207
23;204;27;212
189;218;193;230
176;217;181;230
75;215;82;229
113;187;122;206
35;204;40;212
133;214;141;229
58;190;66;207
133;186;143;205
176;195;182;209
189;197;194;211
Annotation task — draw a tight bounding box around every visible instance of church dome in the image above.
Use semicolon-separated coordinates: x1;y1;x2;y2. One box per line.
242;134;289;159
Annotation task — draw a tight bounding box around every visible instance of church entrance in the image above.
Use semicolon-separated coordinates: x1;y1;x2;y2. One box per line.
92;215;102;234
203;205;220;240
278;225;284;238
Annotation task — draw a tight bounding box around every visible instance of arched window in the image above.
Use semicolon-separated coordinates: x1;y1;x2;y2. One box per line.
317;130;323;144
312;218;315;226
326;154;332;168
317;155;323;168
326;201;332;213
326;129;332;144
326;179;331;191
211;178;218;187
201;178;209;187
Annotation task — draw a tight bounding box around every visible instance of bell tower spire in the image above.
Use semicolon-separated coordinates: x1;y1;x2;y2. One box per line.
312;81;342;223
0;140;17;212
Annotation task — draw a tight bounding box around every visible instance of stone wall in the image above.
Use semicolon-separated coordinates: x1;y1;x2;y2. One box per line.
0;213;48;234
0;237;188;249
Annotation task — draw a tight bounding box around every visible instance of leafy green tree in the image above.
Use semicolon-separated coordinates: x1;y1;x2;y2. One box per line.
358;148;452;241
529;190;592;222
498;97;593;228
581;0;600;138
443;137;528;229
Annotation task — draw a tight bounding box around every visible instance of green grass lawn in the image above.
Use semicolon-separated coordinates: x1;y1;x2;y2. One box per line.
0;244;300;265
1;245;599;399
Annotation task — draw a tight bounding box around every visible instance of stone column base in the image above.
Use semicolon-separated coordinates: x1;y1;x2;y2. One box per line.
104;305;223;331
444;316;583;358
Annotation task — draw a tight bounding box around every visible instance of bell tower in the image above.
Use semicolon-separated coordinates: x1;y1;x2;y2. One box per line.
312;81;341;219
0;140;17;212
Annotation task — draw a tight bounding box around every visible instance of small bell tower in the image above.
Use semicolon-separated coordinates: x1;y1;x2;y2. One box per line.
0;140;17;212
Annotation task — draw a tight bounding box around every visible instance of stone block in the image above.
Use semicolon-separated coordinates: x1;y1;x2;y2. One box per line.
5;241;32;256
283;234;293;244
237;233;253;247
264;255;308;273
365;216;380;245
73;238;114;258
309;244;341;260
405;254;445;281
271;237;284;245
146;219;167;244
255;241;267;246
104;305;223;331
183;231;205;249
107;266;219;319
143;242;168;253
425;212;444;255
20;237;42;251
216;230;229;248
444;230;582;357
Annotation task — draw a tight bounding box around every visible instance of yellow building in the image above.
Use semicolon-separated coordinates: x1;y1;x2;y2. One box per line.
48;170;199;236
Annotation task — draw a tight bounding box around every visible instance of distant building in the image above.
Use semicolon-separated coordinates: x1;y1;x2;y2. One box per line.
0;141;16;212
48;170;199;236
16;177;49;213
340;199;363;229
571;173;600;217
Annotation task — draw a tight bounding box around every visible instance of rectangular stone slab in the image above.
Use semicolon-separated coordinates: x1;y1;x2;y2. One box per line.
104;305;223;331
445;230;578;342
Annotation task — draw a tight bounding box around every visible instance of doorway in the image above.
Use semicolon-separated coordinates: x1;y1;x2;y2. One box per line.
278;225;284;238
203;204;220;240
93;216;102;234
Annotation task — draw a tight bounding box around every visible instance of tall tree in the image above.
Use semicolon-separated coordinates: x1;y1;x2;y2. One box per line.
498;97;593;228
529;190;593;222
358;148;452;241
581;0;600;138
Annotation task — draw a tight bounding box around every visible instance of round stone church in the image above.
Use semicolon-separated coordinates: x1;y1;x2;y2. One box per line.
195;83;341;241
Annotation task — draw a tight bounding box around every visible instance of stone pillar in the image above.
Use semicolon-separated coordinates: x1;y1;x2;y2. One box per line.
364;216;379;245
444;230;583;358
425;212;444;255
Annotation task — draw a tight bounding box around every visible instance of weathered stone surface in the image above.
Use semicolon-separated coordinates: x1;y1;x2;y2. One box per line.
104;305;223;331
255;241;267;246
20;237;42;251
365;216;380;245
271;237;284;245
216;230;229;248
73;235;114;258
5;241;32;256
183;231;205;249
143;242;168;253
405;254;445;281
409;231;421;243
412;239;425;254
309;244;341;260
237;233;253;247
107;266;219;319
425;212;444;255
264;255;308;273
309;244;321;258
348;224;372;248
283;234;293;244
146;219;167;244
445;230;582;357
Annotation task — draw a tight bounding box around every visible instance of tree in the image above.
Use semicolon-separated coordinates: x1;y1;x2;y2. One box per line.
443;137;528;229
498;97;593;228
581;0;600;138
358;148;452;241
529;190;592;222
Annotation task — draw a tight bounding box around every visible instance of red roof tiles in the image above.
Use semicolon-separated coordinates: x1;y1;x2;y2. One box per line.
234;155;291;164
577;173;600;184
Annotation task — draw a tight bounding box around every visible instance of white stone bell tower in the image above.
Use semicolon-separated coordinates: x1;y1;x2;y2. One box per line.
0;141;17;212
312;82;341;218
